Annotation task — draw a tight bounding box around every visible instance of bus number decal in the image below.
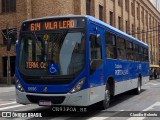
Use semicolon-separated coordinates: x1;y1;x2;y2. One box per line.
30;23;41;31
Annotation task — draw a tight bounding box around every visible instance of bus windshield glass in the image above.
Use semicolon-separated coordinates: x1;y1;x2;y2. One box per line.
18;29;85;76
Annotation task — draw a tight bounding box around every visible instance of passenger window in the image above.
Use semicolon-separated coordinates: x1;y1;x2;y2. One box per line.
117;37;126;60
90;34;102;60
133;44;139;61
105;31;117;59
139;47;144;61
126;41;133;60
144;48;149;62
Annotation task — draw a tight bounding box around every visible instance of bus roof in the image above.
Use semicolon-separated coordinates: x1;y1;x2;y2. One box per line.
23;15;148;48
86;15;148;48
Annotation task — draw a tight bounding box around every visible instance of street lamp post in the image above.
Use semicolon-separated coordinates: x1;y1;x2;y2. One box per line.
7;50;11;86
6;28;12;86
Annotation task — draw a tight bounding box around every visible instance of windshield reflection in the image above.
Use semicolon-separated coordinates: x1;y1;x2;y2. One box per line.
18;30;85;76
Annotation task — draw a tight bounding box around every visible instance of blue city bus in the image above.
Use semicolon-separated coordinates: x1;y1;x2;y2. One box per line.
14;15;149;109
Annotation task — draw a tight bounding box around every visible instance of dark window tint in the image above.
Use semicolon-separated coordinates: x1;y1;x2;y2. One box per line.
139;47;144;61
86;0;91;15
110;11;113;26
144;48;149;62
133;44;139;61
105;31;117;59
90;34;102;60
99;5;103;21
118;16;121;30
117;37;126;60
126;41;133;60
2;0;16;13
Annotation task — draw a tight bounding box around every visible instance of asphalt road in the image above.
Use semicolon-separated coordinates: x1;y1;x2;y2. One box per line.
0;79;160;120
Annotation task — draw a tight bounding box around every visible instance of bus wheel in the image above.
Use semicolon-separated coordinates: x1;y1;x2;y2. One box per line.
100;84;110;110
134;77;141;95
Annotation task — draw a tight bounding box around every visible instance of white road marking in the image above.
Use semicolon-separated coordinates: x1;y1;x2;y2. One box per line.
0;101;16;106
0;104;25;111
87;117;108;120
127;102;160;120
142;102;160;111
1;91;14;93
145;83;160;86
0;87;15;93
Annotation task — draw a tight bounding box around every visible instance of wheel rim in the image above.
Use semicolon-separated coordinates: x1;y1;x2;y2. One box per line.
138;79;141;92
104;89;110;106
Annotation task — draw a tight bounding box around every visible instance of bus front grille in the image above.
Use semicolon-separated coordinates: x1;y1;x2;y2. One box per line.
26;95;65;104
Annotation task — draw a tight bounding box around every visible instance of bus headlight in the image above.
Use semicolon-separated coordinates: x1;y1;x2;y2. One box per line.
15;78;24;92
70;77;85;93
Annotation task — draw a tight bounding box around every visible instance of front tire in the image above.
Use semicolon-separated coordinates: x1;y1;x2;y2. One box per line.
100;84;111;110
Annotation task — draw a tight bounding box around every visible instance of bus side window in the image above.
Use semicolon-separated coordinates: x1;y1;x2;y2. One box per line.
144;48;149;62
126;41;133;60
105;31;117;59
140;47;145;62
90;34;102;60
116;37;126;60
133;44;139;61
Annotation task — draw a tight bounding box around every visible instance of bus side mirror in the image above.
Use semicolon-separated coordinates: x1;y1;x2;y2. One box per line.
96;34;101;47
90;59;103;74
90;34;101;48
90;34;96;45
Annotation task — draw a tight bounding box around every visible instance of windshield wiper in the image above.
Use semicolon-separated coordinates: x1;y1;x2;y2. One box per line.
31;30;69;62
32;31;45;52
48;29;69;62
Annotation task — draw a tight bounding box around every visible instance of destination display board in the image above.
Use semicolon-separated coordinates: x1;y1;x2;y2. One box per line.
22;17;86;31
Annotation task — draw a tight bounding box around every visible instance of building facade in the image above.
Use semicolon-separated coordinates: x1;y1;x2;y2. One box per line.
0;0;160;84
150;0;160;66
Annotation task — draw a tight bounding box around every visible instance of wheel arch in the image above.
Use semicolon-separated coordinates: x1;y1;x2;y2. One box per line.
107;76;115;96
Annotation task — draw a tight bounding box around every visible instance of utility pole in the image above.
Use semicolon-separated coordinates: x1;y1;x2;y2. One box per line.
6;26;11;86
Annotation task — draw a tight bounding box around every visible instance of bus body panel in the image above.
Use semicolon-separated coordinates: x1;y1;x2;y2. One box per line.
87;20;107;104
16;85;107;106
16;87;90;106
104;59;149;95
15;68;89;94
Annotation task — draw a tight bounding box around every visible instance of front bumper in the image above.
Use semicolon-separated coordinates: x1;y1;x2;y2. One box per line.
16;88;90;106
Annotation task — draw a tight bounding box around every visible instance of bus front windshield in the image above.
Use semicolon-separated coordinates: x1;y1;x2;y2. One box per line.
18;29;85;76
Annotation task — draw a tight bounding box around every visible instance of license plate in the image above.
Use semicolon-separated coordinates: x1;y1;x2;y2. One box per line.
39;100;52;106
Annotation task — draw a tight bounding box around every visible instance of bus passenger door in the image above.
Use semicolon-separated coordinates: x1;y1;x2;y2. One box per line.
89;28;105;104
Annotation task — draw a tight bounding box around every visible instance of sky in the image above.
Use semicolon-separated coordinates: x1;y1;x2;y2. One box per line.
150;0;160;12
